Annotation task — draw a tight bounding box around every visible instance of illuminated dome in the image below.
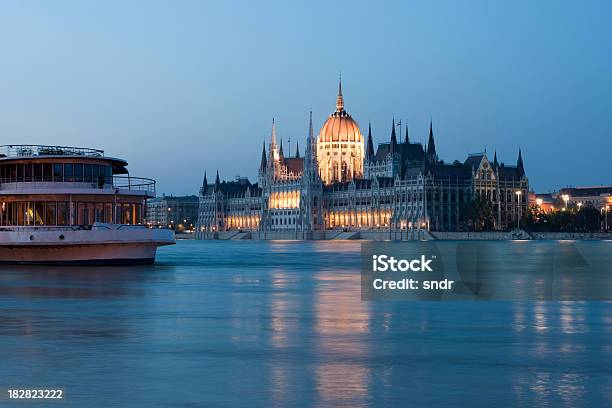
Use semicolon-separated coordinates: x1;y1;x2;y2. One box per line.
317;82;363;143
316;80;365;184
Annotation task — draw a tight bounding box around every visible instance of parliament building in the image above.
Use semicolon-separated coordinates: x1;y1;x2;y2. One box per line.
195;81;528;239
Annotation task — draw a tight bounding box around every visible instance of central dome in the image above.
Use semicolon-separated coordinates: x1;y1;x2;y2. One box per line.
316;80;365;184
317;81;363;143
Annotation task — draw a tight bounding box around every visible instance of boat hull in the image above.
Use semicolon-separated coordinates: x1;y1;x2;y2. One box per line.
0;243;158;265
0;225;175;265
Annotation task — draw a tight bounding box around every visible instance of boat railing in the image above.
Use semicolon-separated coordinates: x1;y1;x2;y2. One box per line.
0;145;104;158
0;175;156;195
112;176;156;195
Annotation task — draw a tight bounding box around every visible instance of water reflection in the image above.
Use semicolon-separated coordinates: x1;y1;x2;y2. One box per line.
314;270;371;407
0;241;609;407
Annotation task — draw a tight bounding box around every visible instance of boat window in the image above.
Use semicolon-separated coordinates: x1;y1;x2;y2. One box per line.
64;164;74;182
95;203;104;223
34;202;45;225
34;163;43;182
53;163;63;182
86;203;95;224
46;202;57;225
25;202;34;225
0;200;143;226
105;203;113;223
16;164;24;182
57;202;68;225
43;163;53;182
9;165;17;182
16;203;24;225
74;163;84;182
122;204;132;224
24;164;32;182
77;202;96;225
84;164;92;183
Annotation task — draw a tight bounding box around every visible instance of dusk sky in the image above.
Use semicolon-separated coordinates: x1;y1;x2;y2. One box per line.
1;1;610;195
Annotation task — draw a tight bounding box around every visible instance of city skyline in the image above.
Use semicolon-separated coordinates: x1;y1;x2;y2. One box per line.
1;1;610;195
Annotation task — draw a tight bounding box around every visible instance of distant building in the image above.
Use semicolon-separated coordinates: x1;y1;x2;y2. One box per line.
531;192;557;213
147;195;199;231
196;81;529;238
558;186;612;210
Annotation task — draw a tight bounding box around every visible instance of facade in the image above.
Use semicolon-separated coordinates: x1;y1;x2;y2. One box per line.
147;195;199;231
558;186;612;210
195;83;529;239
532;186;612;213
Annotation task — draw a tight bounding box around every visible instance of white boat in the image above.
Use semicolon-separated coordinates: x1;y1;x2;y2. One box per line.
0;144;175;265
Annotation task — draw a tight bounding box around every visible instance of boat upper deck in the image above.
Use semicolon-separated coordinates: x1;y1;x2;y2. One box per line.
0;145;128;166
1;145;104;158
0;145;155;198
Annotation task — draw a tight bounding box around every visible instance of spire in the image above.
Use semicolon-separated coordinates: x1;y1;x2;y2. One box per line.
305;111;319;180
279;137;284;158
309;111;314;140
390;117;398;154
270;118;277;148
259;141;267;171
493;150;498;167
335;75;344;112
404;125;409;144
295;141;300;158
517;148;524;175
366;122;375;160
202;171;208;194
427;120;437;162
214;170;220;192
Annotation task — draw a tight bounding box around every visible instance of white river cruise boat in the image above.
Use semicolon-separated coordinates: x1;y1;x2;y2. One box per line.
0;145;174;265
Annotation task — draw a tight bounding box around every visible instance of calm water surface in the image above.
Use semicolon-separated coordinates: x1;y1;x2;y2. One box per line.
0;240;610;407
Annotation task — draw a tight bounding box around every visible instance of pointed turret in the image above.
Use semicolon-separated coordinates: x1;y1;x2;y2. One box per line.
279;137;284;160
202;171;208;194
270;118;277;148
517;148;524;176
427;121;437;163
295;141;300;158
404;125;409;144
259;141;267;171
304;111;319;181
268;118;279;165
214;170;220;192
493;150;498;167
390;117;398;155
365;122;375;160
336;76;344;112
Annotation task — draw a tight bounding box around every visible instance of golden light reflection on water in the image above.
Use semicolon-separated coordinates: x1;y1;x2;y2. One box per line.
532;372;552;406
313;270;372;407
534;302;549;333
511;300;598;407
513;302;526;332
560;302;587;335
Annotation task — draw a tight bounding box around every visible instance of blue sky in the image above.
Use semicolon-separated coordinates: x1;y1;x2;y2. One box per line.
1;0;610;194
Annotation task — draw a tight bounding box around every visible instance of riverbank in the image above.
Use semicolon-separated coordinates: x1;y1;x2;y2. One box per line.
197;230;612;241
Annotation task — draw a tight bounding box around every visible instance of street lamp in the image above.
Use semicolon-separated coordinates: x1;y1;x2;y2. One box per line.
515;190;522;230
577;202;583;211
561;194;569;210
536;198;543;207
